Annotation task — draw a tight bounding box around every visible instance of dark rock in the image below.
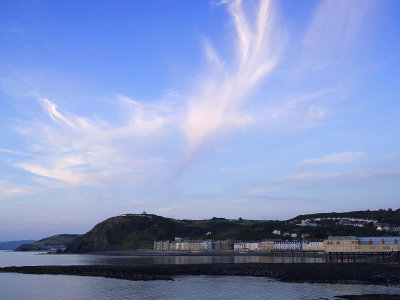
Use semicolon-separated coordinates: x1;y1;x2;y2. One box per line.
1;263;399;285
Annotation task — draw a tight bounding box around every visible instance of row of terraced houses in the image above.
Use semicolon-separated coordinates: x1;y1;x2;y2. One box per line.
154;238;325;251
154;236;400;253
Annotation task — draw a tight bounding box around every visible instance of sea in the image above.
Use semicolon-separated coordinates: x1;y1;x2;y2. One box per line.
0;250;399;299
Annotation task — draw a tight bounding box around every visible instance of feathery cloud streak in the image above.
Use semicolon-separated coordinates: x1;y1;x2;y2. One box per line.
301;0;372;71
0;148;36;157
247;168;400;197
279;169;400;184
183;0;284;160
0;180;42;196
156;205;185;212
299;151;364;166
14;97;173;186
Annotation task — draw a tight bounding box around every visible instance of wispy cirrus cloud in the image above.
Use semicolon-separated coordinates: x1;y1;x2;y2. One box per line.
182;0;285;161
0;180;42;196
220;161;271;173
253;88;338;130
279;168;400;183
246;168;400;197
0;148;36;157
0;0;378;194
156;205;185;212
299;0;373;71
299;151;364;166
14;96;174;186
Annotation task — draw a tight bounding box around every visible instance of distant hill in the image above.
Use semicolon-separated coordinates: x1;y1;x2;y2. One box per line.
0;240;36;250
16;234;82;251
66;214;284;253
65;209;400;253
292;208;400;225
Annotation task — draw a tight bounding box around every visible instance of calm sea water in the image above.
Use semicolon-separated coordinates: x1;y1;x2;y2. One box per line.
0;250;328;266
0;251;399;299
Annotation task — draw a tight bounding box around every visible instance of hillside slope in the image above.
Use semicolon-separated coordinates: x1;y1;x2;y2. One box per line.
65;215;283;253
292;208;400;225
16;234;82;251
66;209;400;253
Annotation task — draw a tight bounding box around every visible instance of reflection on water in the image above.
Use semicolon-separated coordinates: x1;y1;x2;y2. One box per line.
0;250;388;267
1;251;399;299
0;250;327;267
0;273;399;300
152;255;326;264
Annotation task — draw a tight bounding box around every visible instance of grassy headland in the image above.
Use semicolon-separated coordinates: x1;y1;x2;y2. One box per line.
16;234;82;251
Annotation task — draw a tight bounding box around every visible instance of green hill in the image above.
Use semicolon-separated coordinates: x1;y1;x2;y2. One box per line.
292;208;400;225
65;215;285;253
64;209;400;253
16;234;82;251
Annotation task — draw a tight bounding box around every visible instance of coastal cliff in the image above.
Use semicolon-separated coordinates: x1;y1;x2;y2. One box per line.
65;214;273;253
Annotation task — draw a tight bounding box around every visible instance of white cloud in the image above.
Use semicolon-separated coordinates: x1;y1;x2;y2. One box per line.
156;205;185;212
0;148;36;157
14;96;173;186
278;173;313;182
246;168;400;197
182;0;285;161
279;168;400;183
220;161;271;173
255;88;337;130
300;0;373;71
0;181;41;196
299;151;364;166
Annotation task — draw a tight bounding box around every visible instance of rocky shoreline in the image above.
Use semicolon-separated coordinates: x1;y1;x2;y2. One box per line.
1;263;400;285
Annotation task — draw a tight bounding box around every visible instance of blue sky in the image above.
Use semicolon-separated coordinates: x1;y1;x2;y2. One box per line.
0;0;399;241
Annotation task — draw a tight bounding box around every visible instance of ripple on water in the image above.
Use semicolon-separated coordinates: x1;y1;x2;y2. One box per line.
0;273;399;300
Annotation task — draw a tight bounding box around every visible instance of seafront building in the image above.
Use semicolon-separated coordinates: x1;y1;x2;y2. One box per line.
273;240;303;250
154;240;170;251
233;241;274;251
168;238;202;251
302;240;325;251
154;238;322;252
214;239;234;250
154;236;400;253
154;238;233;251
200;240;214;250
324;236;400;253
234;242;260;251
260;241;274;251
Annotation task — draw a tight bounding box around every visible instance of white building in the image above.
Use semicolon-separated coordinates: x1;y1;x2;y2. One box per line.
302;240;324;251
234;241;261;251
274;240;302;250
200;240;214;250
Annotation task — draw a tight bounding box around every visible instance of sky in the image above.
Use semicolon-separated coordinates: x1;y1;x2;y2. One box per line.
0;0;399;241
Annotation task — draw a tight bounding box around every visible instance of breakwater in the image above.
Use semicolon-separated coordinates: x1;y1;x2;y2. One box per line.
1;263;400;285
